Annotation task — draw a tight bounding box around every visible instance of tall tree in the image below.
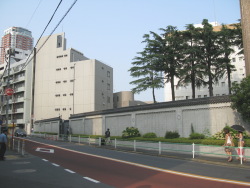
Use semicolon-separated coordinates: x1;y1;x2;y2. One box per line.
198;19;220;97
216;24;236;94
129;34;163;103
178;24;205;99
150;26;184;101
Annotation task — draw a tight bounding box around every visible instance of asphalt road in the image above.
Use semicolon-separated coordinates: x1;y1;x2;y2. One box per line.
2;137;250;188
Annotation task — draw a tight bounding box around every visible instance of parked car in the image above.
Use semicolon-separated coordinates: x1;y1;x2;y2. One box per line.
14;129;27;137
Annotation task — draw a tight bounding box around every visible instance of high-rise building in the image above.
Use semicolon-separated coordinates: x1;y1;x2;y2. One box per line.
0;27;33;64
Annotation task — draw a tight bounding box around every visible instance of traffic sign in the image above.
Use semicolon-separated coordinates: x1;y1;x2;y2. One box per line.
5;88;14;96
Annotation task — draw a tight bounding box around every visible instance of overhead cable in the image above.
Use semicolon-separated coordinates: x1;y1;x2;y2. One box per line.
20;0;78;71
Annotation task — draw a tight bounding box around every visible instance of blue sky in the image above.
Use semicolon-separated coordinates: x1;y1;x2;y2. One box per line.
0;0;241;102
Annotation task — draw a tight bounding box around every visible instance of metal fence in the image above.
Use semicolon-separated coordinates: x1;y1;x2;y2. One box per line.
30;133;249;165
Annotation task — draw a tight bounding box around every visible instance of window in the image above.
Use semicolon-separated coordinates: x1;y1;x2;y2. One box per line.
198;95;201;98
64;67;67;70
107;96;110;103
186;96;189;99
107;83;110;90
63;94;67;96
57;35;62;48
221;82;225;87
232;58;236;62
204;95;207;98
107;71;110;78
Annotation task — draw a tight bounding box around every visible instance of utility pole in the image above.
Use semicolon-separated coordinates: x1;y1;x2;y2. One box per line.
5;48;15;129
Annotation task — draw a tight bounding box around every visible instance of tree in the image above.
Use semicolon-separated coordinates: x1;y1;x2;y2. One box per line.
232;21;243;55
152;26;184;101
178;24;205;99
198;19;221;97
230;76;250;122
129;34;163;103
216;24;236;94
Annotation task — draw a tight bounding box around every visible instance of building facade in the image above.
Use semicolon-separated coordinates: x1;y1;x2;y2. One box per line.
164;23;245;101
0;27;33;64
34;33;113;121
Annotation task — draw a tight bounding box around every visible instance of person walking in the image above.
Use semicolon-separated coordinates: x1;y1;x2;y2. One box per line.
0;129;8;161
223;128;234;162
105;128;111;144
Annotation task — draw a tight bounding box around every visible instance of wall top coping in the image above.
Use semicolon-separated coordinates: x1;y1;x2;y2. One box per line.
69;95;231;120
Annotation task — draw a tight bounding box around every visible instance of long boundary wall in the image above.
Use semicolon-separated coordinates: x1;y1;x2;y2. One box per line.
68;96;248;137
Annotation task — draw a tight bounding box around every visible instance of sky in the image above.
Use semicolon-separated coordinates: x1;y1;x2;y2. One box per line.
0;0;241;102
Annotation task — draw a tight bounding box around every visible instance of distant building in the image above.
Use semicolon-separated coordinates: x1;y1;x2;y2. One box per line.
34;33;113;120
0;27;33;64
164;23;245;101
113;91;152;108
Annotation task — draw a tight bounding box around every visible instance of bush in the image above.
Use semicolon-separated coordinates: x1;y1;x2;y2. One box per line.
165;131;180;139
143;132;157;138
122;127;141;138
189;133;205;139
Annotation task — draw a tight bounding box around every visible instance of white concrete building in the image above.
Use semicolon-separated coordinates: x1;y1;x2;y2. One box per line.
34;33;113;121
0;57;33;132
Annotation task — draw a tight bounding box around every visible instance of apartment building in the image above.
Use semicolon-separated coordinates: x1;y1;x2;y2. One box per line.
34;33;113;121
0;27;33;64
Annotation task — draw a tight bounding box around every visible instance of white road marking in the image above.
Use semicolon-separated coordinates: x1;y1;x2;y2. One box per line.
27;138;250;186
52;163;60;167
42;159;48;162
36;147;54;153
83;177;100;183
65;169;75;173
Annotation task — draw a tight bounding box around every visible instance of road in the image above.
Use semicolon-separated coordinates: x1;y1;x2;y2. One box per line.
12;137;250;187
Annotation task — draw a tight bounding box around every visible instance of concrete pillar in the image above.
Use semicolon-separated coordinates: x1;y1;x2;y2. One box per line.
240;0;250;76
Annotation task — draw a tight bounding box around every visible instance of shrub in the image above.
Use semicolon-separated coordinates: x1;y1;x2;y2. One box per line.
122;127;141;138
189;133;205;139
143;132;157;138
165;131;180;139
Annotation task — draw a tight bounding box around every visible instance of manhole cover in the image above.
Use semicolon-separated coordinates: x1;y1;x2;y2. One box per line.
13;169;36;173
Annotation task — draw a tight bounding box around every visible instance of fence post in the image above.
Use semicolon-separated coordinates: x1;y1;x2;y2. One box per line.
21;140;25;156
18;140;20;153
115;138;117;149
99;137;101;146
89;136;90;145
134;140;136;152
69;135;71;142
159;141;161;155
192;143;195;158
12;138;15;150
240;141;243;165
79;135;80;144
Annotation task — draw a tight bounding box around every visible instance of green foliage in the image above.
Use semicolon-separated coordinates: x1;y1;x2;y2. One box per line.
165;131;180;139
122;127;141;138
189;133;205;139
143;132;157;138
231;76;250;122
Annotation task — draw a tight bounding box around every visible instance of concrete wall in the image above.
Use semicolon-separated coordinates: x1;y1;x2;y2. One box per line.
68;96;248;137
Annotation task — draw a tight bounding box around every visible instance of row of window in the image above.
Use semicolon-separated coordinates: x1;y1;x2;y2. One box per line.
56;54;68;58
55;108;71;111
185;94;226;99
55;93;74;97
55;80;74;84
56;66;74;71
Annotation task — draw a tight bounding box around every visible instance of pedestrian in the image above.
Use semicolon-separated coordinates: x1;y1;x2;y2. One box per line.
105;128;111;144
223;128;234;162
0;129;8;161
237;131;246;162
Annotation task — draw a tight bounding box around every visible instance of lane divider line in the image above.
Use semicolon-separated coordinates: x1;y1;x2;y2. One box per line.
52;163;60;167
27;138;250;186
42;159;48;162
65;169;75;174
83;177;100;183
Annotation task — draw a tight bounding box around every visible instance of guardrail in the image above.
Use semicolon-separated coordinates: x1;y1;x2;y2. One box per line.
30;133;249;165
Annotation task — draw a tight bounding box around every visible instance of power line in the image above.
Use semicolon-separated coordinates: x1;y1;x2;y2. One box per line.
26;0;43;28
20;0;63;71
20;0;78;71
